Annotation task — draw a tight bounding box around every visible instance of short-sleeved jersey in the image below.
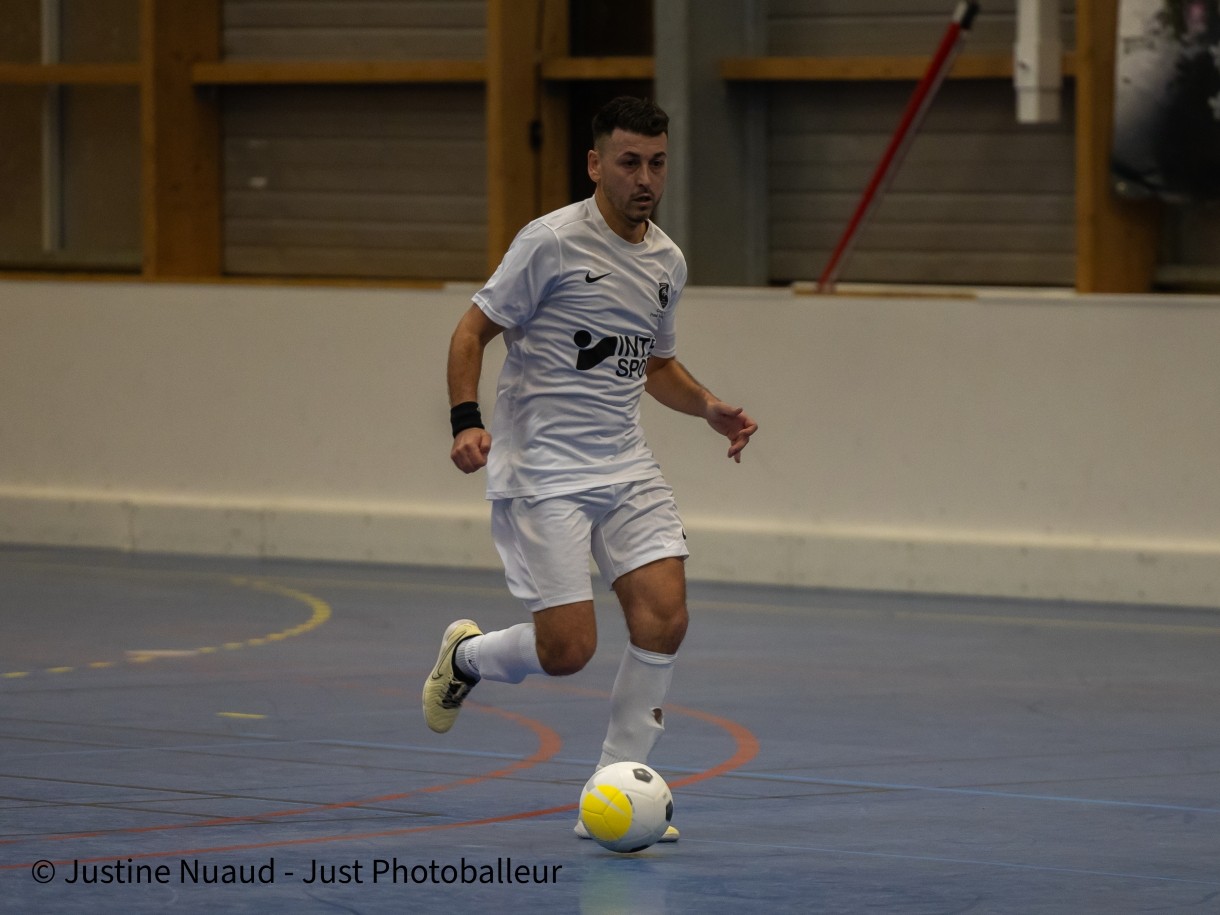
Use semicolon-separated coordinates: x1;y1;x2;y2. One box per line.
473;196;687;500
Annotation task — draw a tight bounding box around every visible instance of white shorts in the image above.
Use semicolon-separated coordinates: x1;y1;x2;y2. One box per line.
490;476;689;613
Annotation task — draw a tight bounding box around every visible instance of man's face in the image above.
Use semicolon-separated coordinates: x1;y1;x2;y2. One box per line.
588;129;668;238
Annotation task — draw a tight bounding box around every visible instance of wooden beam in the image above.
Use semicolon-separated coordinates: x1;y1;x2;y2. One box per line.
140;0;222;278
485;0;542;273
720;52;1077;82
0;63;142;85
541;56;655;81
1074;0;1159;292
538;0;573;214
191;59;486;85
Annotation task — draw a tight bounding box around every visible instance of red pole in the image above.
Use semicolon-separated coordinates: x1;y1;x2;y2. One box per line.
817;1;981;292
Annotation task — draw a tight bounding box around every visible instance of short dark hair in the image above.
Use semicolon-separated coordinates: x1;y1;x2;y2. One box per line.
591;96;669;145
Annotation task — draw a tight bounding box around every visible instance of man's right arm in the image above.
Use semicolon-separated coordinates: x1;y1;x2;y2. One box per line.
447;303;505;473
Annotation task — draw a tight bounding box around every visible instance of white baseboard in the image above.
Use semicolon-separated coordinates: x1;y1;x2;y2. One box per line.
683;517;1220;608
0;487;499;569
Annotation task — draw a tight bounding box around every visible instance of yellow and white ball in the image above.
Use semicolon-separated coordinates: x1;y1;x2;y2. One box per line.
578;762;673;853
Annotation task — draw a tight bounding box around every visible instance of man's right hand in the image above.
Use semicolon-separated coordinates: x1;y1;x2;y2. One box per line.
451;428;492;473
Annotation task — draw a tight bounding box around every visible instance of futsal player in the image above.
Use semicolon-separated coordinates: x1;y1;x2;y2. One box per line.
425;96;757;842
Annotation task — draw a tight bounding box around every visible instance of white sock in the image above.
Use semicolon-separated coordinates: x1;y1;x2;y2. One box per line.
597;643;676;769
457;623;543;684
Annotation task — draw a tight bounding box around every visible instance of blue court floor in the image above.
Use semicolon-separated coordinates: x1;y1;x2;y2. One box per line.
1;545;1218;914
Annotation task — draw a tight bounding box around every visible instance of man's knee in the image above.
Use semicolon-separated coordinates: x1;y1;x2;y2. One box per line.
638;602;688;655
537;634;596;676
616;559;689;655
533;602;597;676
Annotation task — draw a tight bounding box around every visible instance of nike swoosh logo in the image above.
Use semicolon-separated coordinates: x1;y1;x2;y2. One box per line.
585;271;611;283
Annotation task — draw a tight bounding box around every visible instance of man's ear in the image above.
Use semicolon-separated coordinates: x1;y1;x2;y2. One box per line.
587;147;600;184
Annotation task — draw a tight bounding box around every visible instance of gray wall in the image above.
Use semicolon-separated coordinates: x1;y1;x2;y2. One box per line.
219;0;487;280
223;86;486;280
766;80;1077;285
658;0;1080;287
222;0;486;59
765;0;1076;56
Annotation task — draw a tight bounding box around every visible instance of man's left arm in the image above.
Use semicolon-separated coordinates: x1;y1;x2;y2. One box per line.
645;355;758;463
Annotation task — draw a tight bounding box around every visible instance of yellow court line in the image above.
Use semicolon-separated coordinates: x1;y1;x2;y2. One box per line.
0;557;507;600
1;578;332;680
4;557;1217;648
222;570;1220;638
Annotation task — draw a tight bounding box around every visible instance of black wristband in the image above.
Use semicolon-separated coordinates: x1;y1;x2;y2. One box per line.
450;401;484;438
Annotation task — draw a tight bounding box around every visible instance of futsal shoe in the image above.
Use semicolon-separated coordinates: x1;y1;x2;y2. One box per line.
422;619;482;733
574;818;680;843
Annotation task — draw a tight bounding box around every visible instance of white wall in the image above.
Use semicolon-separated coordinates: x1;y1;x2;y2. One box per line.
2;279;1218;607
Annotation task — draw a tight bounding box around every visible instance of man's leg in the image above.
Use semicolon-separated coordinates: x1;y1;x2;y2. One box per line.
574;556;687;841
459;600;597;681
422;601;597;734
600;556;688;767
424;492;602;734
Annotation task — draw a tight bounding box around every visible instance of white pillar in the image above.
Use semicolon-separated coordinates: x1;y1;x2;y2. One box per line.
1014;0;1063;123
653;0;768;284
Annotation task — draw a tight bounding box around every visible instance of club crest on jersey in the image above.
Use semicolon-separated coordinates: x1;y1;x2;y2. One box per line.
658;282;670;308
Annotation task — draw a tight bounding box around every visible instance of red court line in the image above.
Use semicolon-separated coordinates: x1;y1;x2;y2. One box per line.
0;702;561;848
663;701;761;789
2;701;759;869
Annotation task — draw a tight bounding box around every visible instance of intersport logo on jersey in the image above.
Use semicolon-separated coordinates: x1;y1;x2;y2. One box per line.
572;330;656;379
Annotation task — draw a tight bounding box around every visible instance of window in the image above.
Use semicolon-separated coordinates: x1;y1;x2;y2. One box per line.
0;0;141;271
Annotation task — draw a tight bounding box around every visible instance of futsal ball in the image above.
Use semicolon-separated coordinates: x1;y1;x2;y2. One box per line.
578;761;673;853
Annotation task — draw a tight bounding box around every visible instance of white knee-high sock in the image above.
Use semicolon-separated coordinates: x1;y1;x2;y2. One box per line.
598;643;676;769
456;623;543;684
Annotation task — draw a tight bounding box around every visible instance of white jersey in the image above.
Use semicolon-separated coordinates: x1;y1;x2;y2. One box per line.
474;196;687;500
